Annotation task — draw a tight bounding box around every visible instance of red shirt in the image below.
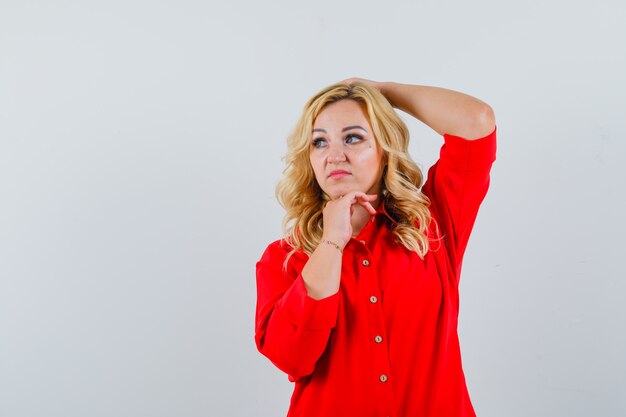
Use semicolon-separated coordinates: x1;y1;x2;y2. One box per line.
255;128;497;417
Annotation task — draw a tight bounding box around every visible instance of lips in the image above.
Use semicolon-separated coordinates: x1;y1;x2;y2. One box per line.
329;170;351;179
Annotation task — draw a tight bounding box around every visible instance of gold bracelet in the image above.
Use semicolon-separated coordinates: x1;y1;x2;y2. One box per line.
321;239;343;254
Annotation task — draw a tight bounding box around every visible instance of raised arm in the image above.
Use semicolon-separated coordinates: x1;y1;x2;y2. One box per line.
339;78;497;276
342;78;496;140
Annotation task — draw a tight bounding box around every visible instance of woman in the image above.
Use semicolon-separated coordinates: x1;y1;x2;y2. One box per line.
255;78;497;417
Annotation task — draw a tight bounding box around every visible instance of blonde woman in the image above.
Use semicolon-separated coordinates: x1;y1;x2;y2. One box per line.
255;78;497;417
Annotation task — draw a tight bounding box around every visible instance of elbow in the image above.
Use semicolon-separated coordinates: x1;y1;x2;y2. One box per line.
255;331;316;381
460;102;496;140
480;103;496;130
473;103;496;138
260;347;315;382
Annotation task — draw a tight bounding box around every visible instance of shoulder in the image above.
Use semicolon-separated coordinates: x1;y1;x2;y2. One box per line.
263;238;297;254
259;238;289;261
258;238;309;269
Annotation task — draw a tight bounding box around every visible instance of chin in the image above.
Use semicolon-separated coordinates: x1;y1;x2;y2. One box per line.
324;191;344;200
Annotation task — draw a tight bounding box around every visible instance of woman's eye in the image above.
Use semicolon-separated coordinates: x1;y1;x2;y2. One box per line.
312;138;326;148
346;134;363;144
312;134;362;148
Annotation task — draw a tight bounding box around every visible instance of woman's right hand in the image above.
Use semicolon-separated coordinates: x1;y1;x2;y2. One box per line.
321;191;379;248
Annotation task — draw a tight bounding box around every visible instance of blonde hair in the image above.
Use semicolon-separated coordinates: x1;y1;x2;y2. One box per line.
276;81;437;270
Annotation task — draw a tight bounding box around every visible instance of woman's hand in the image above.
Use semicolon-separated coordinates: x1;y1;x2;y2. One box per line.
321;191;378;248
302;191;377;300
340;77;384;93
340;77;396;108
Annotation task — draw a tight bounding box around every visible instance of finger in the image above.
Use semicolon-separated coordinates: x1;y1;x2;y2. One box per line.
345;191;378;205
355;193;378;202
352;195;377;215
361;201;377;215
352;201;376;215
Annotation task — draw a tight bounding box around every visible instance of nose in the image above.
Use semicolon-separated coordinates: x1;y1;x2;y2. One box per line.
327;143;346;164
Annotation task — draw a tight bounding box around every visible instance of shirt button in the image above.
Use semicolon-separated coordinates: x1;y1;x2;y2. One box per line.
379;374;388;383
374;335;383;343
359;239;366;245
362;259;370;266
369;295;378;304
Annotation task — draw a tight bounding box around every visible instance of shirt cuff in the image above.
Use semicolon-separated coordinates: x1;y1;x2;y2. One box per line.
276;274;340;331
441;126;497;171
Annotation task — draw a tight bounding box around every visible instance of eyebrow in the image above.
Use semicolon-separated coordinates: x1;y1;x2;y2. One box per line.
312;125;368;134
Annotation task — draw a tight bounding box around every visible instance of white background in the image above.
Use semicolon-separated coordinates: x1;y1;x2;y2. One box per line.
1;1;624;416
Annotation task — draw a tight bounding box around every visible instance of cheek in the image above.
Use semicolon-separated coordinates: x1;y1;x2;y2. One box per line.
351;146;381;166
350;141;378;156
309;157;323;178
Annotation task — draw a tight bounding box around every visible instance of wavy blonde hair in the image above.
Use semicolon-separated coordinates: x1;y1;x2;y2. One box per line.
276;81;438;270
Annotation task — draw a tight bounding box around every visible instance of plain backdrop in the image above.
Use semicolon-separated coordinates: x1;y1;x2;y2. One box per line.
1;1;625;416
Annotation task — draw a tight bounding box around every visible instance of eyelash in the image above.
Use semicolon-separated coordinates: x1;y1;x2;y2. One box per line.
312;134;363;148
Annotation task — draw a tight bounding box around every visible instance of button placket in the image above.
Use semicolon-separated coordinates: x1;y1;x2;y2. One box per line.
357;235;392;405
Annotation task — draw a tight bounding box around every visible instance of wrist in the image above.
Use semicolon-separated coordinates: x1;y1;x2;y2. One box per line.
320;235;348;250
378;81;397;106
320;239;343;254
377;81;390;96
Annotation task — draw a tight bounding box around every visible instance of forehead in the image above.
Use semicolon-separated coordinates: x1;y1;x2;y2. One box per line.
313;100;370;129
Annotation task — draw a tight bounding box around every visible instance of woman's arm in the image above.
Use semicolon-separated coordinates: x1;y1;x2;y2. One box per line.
343;78;496;140
256;243;341;382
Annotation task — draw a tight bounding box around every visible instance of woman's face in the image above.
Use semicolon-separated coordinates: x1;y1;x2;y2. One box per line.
309;99;384;200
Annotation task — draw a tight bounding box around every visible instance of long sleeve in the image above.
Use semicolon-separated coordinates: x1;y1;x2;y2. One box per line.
255;240;340;382
421;127;497;280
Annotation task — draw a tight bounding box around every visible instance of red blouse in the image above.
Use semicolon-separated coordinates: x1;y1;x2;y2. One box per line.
255;128;497;417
